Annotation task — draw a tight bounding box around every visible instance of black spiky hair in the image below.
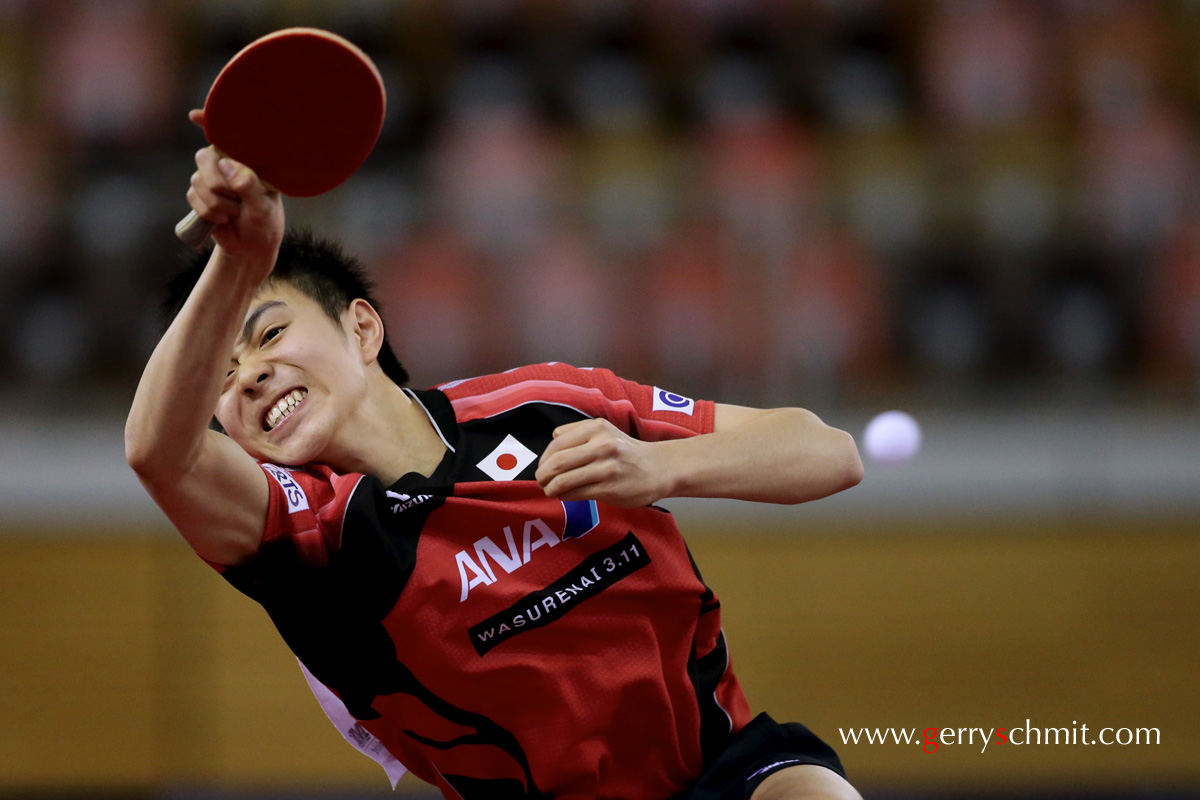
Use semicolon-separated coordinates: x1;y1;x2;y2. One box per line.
161;228;409;387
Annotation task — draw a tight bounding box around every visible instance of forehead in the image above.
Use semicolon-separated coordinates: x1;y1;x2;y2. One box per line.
234;284;331;353
251;280;313;309
243;281;327;323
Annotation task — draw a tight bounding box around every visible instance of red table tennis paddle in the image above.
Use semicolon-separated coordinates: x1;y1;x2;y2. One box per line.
176;27;386;249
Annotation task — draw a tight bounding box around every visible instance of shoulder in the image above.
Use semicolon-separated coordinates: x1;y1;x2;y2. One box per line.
259;462;358;501
436;362;633;420
257;462;368;546
437;362;602;399
436;363;714;440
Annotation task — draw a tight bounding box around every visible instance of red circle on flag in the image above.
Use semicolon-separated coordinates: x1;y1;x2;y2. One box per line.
496;453;519;471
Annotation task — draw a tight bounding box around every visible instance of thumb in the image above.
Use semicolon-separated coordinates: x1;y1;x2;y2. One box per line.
221;158;279;202
218;157;239;180
218;157;275;198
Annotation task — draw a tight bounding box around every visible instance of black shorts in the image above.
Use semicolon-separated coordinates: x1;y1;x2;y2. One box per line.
674;713;847;800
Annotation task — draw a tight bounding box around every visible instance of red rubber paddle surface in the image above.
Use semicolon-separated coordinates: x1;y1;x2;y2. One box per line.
202;28;386;198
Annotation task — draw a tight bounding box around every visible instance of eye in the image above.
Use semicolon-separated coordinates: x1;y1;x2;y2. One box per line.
261;325;284;345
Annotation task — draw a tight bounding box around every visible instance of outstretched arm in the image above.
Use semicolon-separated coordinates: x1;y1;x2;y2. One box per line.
125;136;283;565
535;403;863;508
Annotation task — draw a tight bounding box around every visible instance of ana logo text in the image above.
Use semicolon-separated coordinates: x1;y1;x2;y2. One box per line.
455;518;560;602
468;532;650;655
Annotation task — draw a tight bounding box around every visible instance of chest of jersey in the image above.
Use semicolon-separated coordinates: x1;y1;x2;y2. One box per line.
340;482;723;800
382;481;706;697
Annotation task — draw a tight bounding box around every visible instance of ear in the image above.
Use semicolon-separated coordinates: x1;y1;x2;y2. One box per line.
347;298;385;365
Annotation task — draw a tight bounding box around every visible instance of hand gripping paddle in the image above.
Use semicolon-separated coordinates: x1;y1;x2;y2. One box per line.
175;28;386;249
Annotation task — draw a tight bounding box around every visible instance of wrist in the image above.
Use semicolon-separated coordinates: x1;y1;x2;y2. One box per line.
211;241;279;291
651;438;689;501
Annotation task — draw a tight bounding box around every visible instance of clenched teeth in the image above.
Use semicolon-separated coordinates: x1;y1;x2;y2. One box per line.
265;389;307;431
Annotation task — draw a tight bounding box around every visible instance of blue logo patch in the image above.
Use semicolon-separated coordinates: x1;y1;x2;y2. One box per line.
652;387;695;416
561;500;599;540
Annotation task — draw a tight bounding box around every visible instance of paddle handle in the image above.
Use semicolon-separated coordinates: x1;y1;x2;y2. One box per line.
175;209;217;250
175;144;227;250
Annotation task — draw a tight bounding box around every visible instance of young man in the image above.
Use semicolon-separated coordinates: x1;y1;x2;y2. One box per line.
126;129;865;800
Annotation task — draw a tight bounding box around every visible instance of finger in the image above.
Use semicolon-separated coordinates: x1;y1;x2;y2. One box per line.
186;185;237;225
188;108;205;128
549;419;600;446
189;165;240;207
535;437;610;485
189;151;241;216
540;431;624;482
194;147;240;200
187;171;240;224
542;471;596;499
219;157;278;203
541;461;617;498
551;483;606;503
541;419;612;464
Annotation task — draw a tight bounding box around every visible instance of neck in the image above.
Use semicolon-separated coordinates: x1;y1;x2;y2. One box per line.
326;377;446;485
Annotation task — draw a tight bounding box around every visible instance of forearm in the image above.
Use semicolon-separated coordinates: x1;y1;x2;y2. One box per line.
125;247;262;476
660;408;863;504
537;406;863;508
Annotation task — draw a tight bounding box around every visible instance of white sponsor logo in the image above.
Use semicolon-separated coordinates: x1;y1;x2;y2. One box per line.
262;463;309;513
476;434;538;481
652;387;695;416
455;518;561;602
385;491;432;514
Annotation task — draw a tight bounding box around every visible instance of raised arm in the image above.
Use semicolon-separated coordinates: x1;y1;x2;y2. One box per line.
535;403;864;508
125;142;283;565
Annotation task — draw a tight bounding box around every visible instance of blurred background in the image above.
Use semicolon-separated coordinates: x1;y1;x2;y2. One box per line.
1;0;1198;798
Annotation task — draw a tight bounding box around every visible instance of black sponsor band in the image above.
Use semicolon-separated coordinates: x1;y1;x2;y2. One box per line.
469;532;650;656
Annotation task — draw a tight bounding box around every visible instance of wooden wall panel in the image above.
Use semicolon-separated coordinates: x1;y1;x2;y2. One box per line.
685;520;1200;795
0;520;1196;796
0;538;159;788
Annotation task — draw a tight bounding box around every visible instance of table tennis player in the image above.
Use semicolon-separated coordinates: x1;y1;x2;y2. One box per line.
125;128;865;800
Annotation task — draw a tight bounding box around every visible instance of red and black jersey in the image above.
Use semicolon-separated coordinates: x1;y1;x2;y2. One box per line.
216;363;753;800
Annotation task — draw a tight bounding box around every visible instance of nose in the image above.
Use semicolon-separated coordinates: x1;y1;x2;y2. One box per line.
236;359;272;396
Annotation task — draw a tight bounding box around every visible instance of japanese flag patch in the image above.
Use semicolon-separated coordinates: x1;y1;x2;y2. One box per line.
476;434;538;481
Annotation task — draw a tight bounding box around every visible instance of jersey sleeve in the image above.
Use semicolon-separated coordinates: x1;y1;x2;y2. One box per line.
438;362;715;440
245;463;363;570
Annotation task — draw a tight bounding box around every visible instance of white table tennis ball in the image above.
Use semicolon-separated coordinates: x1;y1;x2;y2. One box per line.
863;411;921;464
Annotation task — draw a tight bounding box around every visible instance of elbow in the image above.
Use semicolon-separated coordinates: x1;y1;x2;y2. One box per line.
124;418;186;482
766;416;865;505
814;429;863;499
796;428;862;503
124;420;153;475
840;432;865;491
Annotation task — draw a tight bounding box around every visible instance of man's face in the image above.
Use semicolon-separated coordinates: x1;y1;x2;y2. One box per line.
215;282;368;466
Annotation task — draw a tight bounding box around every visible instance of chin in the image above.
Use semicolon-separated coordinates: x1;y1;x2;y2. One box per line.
228;431;307;467
266;428;331;467
230;406;333;466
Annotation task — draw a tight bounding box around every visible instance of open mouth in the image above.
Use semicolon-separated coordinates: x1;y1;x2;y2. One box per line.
264;389;308;432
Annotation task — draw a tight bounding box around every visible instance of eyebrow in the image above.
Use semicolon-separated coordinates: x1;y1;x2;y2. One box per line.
238;300;286;346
